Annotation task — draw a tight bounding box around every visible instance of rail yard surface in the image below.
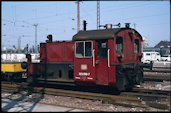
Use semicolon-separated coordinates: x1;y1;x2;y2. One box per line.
1;66;171;112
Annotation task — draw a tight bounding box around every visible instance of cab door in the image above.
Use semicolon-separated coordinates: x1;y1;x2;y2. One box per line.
74;41;95;82
95;40;109;85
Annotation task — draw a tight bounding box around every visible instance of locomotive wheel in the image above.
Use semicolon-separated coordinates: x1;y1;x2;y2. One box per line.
116;74;128;91
125;77;133;91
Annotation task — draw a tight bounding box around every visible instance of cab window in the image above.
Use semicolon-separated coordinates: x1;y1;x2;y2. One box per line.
76;42;84;58
97;40;108;58
75;41;92;58
134;39;139;53
85;42;92;57
116;36;123;53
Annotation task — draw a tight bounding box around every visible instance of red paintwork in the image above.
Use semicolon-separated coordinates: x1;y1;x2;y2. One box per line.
40;43;46;62
29;41;74;75
27;63;40;75
40;41;74;63
27;28;143;86
74;58;95;82
74;29;143;85
113;29;142;64
26;54;40;75
94;41;108;85
108;39;115;85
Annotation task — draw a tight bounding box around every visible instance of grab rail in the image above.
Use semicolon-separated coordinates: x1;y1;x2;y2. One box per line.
108;49;110;67
93;49;95;67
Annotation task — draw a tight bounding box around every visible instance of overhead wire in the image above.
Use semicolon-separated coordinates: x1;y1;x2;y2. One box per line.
2;2;169;48
101;13;169;24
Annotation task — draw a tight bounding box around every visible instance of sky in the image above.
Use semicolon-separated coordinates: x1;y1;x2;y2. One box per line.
1;1;170;49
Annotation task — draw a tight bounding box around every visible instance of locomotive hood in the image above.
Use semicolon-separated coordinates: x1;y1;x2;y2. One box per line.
72;28;142;41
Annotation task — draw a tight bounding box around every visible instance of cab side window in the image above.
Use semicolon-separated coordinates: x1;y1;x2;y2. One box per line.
75;41;92;58
85;42;92;57
116;36;123;53
134;39;139;53
76;42;84;58
97;40;108;58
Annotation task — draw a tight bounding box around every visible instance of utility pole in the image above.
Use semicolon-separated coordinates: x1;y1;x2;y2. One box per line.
77;0;80;33
97;0;100;30
22;21;38;53
18;36;21;53
33;24;38;53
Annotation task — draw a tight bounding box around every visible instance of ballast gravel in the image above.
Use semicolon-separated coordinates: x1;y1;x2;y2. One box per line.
2;79;170;112
1;89;170;112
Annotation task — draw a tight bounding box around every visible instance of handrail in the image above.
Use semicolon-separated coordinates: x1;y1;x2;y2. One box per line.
108;49;110;67
93;49;95;67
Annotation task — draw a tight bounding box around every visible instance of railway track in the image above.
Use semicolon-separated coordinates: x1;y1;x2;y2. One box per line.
121;88;170;102
143;69;170;73
1;82;170;110
132;87;170;96
1;83;144;108
143;73;170;82
143;67;170;82
144;67;170;73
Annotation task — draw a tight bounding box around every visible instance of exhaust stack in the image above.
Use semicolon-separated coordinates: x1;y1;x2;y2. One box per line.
46;34;53;42
125;23;130;28
83;20;87;31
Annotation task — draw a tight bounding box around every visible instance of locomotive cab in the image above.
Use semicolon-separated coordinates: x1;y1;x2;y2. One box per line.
73;27;144;91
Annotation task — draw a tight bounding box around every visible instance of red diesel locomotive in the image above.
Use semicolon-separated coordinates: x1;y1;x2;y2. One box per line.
24;24;150;91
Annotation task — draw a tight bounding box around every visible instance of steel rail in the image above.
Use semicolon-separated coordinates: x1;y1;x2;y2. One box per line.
143;69;171;73
132;88;171;96
2;82;170;110
143;74;171;82
1;83;148;109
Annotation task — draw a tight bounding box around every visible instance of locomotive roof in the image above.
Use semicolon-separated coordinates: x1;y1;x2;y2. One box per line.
72;28;141;41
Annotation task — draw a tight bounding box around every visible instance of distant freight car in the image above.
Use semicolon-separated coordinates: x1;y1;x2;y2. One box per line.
23;23;151;91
